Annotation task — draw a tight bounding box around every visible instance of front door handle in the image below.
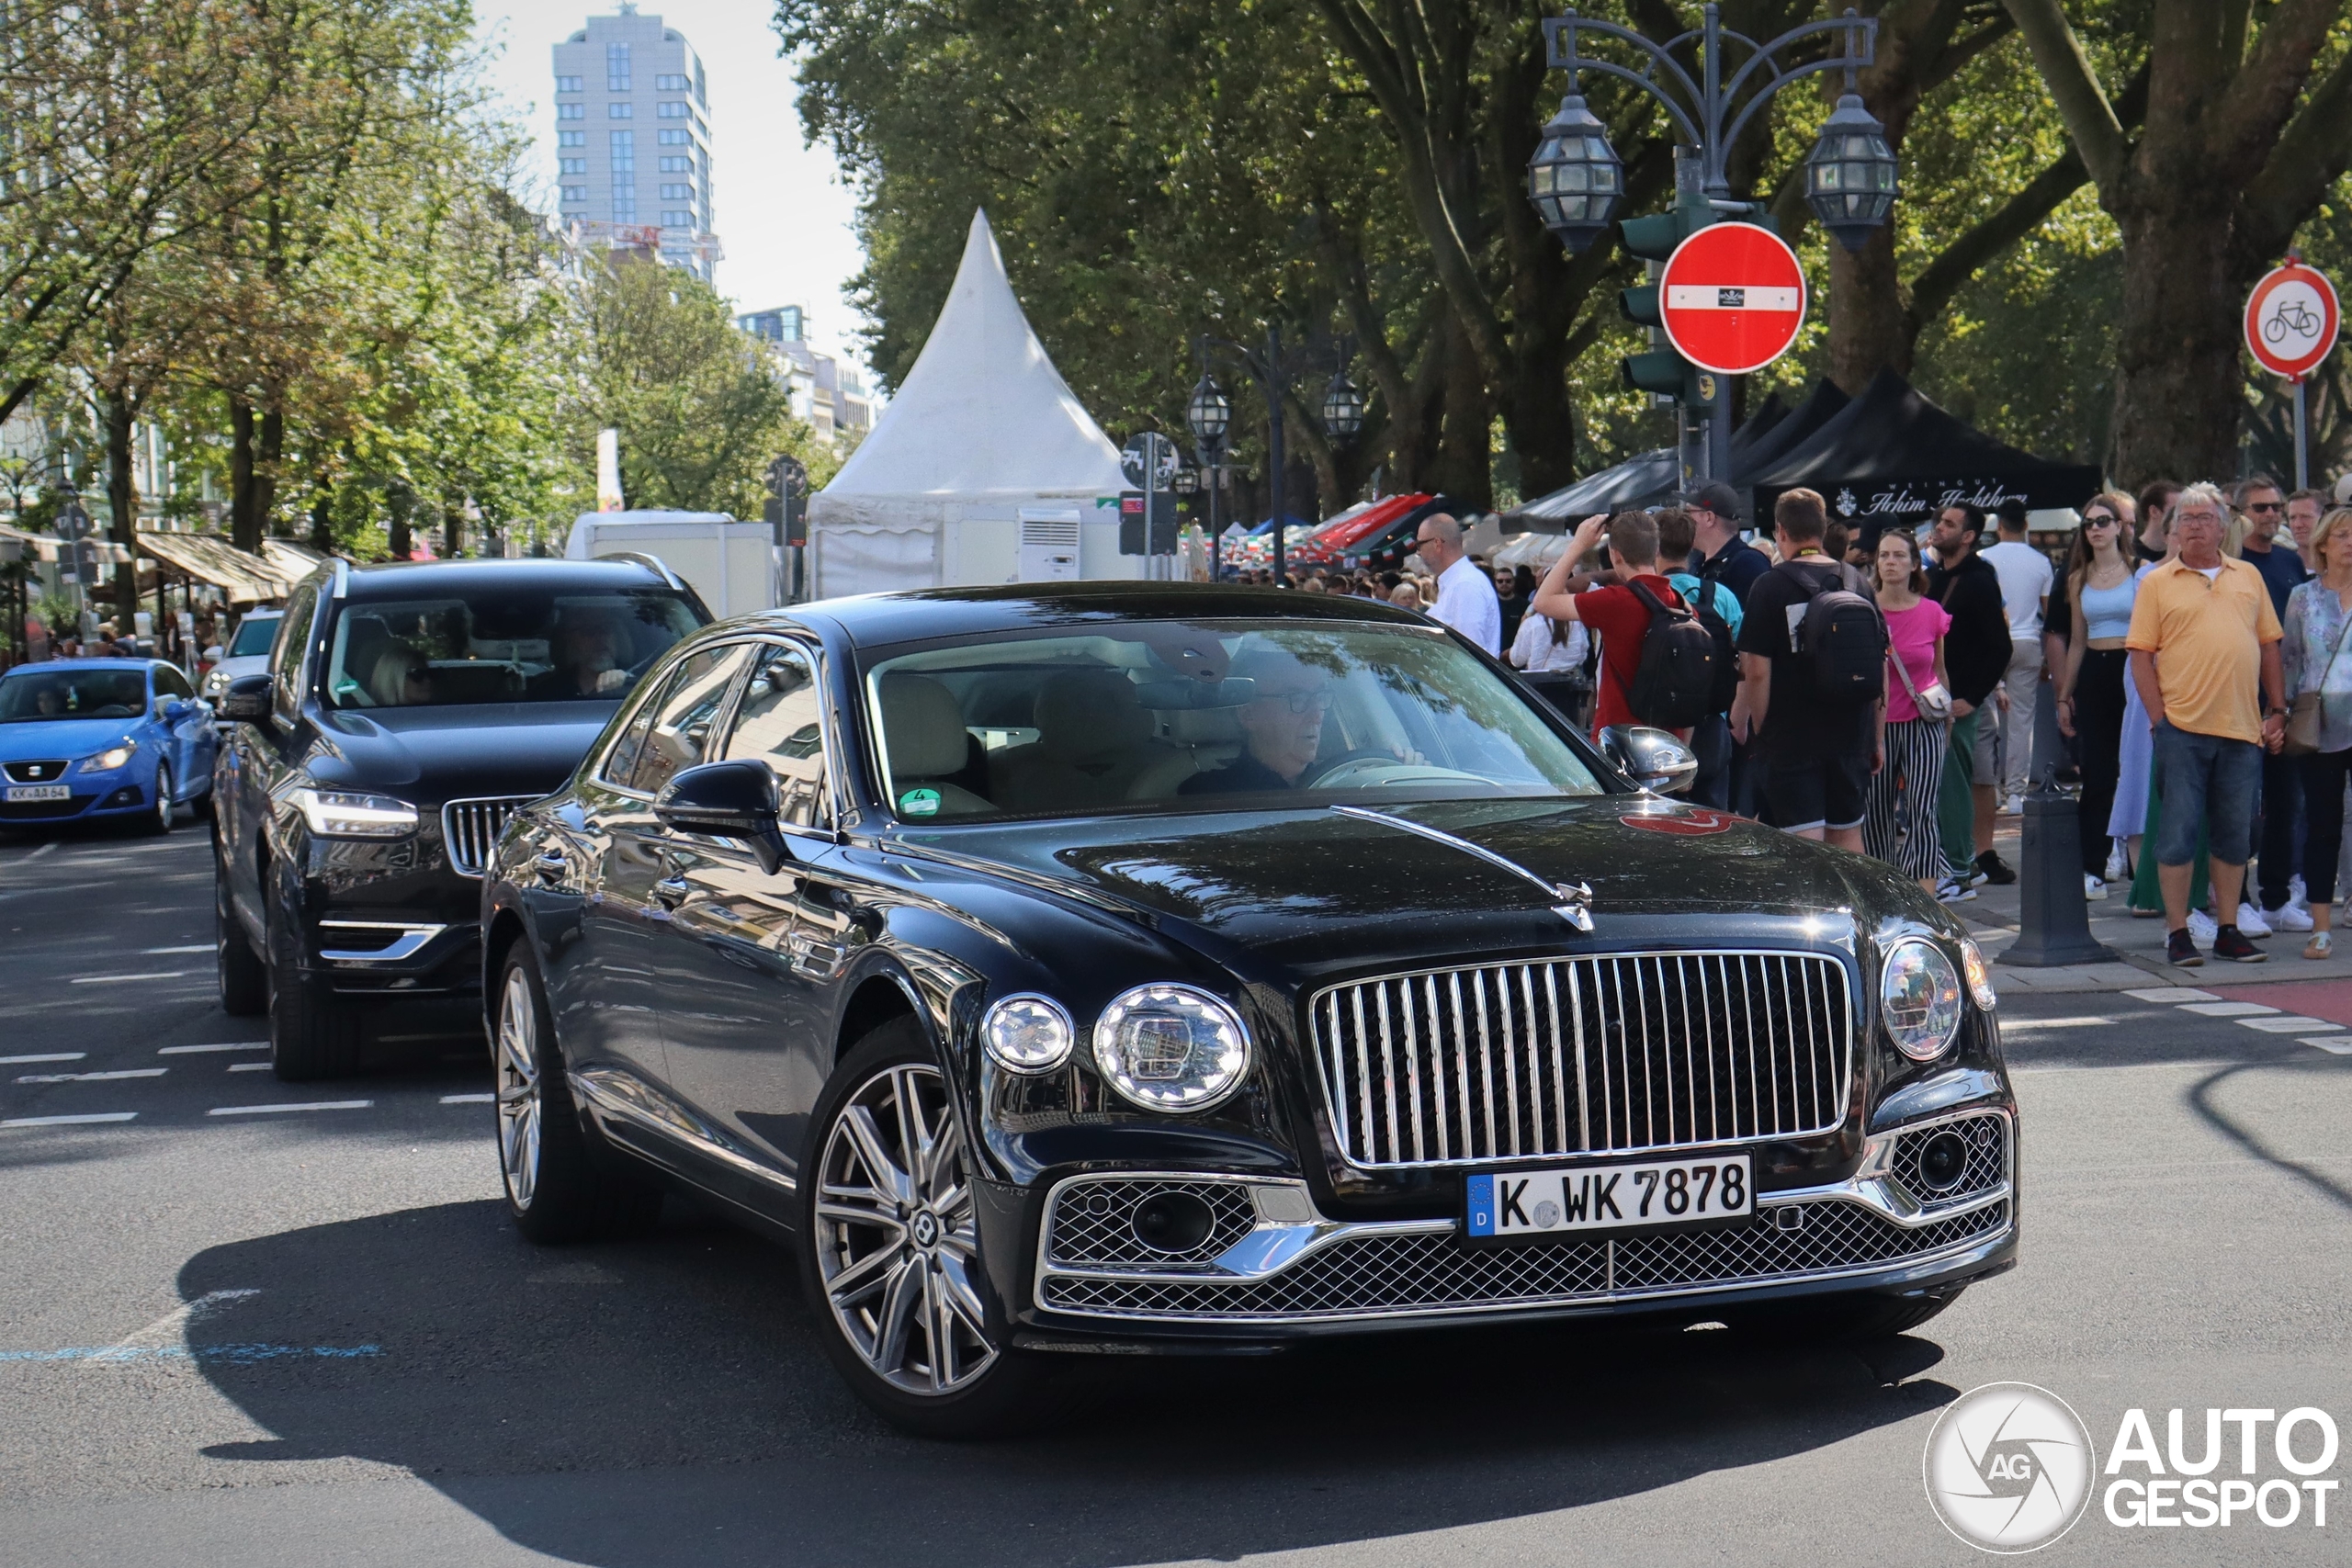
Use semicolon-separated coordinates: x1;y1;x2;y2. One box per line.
651;874;689;909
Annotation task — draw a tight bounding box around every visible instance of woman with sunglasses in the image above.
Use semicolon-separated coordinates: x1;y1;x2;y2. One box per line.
2055;492;2139;897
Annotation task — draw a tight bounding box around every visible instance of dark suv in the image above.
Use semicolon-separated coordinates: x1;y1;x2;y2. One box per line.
212;556;708;1078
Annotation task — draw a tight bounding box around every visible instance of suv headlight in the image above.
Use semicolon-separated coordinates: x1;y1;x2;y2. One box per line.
202;669;229;696
76;740;139;773
1882;938;1963;1061
981;994;1074;1073
285;786;418;840
1092;984;1252;1111
1958;938;1997;1011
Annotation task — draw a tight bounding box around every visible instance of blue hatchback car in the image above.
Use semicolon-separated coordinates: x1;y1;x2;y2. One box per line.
0;660;218;834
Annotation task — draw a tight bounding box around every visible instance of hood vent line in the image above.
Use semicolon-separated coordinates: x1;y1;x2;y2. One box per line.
1330;806;1594;931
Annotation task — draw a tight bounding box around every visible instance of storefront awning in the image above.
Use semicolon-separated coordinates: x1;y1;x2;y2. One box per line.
135;531;295;602
0;522;134;565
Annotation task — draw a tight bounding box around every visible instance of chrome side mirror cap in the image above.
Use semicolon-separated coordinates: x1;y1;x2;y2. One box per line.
1600;725;1698;795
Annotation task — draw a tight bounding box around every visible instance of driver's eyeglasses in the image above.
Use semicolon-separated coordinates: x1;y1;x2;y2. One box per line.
1266;687;1335;714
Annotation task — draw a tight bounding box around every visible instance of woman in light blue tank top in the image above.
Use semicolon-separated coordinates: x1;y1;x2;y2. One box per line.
2055;495;2139;893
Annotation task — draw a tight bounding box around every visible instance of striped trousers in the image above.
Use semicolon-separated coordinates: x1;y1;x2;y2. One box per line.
1866;717;1950;881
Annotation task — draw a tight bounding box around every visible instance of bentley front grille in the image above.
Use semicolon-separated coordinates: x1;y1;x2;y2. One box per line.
1038;1198;2007;1322
1311;952;1852;1170
440;796;534;879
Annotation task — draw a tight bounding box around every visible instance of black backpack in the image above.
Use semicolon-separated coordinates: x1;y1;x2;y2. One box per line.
1786;559;1887;703
1689;561;1743;712
1624;580;1724;728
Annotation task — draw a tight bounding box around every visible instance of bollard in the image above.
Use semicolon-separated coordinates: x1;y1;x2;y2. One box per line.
1998;768;2116;967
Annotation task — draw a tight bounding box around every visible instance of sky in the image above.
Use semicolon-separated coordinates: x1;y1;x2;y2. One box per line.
470;1;873;373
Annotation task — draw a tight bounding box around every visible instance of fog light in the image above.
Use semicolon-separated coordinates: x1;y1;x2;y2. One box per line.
1917;1130;1971;1190
1131;1190;1215;1253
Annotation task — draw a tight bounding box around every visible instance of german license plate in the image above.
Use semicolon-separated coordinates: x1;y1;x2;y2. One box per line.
5;784;69;802
1466;1153;1754;1242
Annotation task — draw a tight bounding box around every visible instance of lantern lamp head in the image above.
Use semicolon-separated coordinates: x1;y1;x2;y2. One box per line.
1527;93;1623;254
1804;94;1899;252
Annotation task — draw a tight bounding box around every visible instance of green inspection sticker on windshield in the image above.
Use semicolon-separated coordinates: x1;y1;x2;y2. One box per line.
900;787;942;818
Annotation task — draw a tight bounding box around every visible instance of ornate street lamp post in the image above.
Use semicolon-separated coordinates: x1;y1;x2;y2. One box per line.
1188;332;1361;586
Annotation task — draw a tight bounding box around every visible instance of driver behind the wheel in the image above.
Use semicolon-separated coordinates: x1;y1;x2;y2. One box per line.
1180;649;1334;795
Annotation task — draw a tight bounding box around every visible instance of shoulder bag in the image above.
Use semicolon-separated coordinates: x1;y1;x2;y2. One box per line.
2285;596;2352;756
1884;615;1952;725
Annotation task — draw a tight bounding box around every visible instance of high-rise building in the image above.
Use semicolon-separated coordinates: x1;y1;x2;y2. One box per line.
737;306;874;446
554;6;718;281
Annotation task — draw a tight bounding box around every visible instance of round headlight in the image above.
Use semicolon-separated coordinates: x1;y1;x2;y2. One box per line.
1091;984;1252;1111
980;994;1074;1073
1958;938;1997;1012
1881;939;1963;1062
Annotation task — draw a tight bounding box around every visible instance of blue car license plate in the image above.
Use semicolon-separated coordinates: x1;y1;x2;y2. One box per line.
1466;1153;1754;1243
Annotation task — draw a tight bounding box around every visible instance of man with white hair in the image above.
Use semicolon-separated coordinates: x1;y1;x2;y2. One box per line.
2126;481;2287;966
1413;512;1502;655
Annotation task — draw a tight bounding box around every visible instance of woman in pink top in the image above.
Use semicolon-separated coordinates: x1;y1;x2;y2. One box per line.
1864;528;1953;889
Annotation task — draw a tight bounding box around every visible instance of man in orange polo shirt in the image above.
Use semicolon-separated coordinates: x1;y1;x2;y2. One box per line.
2126;481;2288;966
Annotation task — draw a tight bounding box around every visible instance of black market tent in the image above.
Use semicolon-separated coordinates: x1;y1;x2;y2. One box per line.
1730;378;1849;478
1745;367;2102;525
1513;394;1800;525
1726;391;1789;459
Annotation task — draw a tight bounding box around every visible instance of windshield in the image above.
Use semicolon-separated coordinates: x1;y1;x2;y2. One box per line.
226;614;280;659
864;619;1609;822
323;589;702;709
0;668;148;723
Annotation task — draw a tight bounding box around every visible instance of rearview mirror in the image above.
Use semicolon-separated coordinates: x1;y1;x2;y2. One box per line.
1600;725;1699;795
655;759;793;874
220;674;272;723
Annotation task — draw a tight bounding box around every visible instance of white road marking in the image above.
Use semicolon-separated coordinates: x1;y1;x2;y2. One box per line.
2178;1000;2279;1017
207;1100;372;1116
2;1111;137;1127
21;842;56;861
80;1289;261;1365
1997;1016;2114;1030
68;971;191;985
439;1092;494;1104
15;1068;167;1083
2235;1015;2349;1034
157;1042;266;1055
227;1062;272;1072
140;944;211;955
0;1053;85;1065
2306;1037;2352;1055
2124;987;2220;1003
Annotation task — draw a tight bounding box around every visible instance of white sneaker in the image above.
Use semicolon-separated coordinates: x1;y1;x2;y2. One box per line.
2270;901;2315;931
2291;874;2309;905
2106;844;2131;883
2002;793;2024;816
2188;908;2220;946
2235;902;2273;938
2084;874;2108;900
1937;877;1977;905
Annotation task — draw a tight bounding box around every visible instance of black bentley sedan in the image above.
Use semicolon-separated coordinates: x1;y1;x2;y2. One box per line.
480;583;2016;1436
211;555;707;1078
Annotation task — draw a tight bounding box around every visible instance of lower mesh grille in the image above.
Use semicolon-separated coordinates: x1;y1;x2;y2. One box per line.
1890;1113;2007;1204
1039;1199;2008;1321
1045;1179;1258;1269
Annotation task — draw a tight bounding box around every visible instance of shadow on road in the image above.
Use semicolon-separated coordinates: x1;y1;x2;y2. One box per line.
179;1199;1957;1567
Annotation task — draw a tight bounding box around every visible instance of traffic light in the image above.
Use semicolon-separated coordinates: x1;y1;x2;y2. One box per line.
1616;204;1708;404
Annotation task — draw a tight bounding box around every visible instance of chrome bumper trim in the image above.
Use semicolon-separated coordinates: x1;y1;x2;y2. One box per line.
318;920;449;964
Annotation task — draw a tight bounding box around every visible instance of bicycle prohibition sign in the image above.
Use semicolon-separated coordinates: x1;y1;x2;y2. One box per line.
2245;259;2338;381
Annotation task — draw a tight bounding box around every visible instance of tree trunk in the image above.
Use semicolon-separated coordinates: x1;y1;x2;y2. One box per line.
105;391;141;627
229;395;259;553
1430;329;1496;510
308;484;333;552
1827;225;1916;392
387;481;413;562
2107;199;2245;486
254;409;283;538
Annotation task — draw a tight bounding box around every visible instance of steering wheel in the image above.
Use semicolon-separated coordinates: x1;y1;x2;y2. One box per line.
1302;749;1408;789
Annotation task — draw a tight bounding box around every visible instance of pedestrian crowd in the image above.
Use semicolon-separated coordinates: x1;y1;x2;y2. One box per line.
1349;471;2352;971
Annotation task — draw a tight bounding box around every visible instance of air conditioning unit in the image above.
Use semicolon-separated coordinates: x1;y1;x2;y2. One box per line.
1017;511;1081;583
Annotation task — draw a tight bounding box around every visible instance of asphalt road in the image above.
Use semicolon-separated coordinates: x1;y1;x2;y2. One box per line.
2;817;2347;1567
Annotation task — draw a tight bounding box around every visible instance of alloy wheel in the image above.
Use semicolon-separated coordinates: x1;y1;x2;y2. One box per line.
813;1062;996;1395
495;964;542;1211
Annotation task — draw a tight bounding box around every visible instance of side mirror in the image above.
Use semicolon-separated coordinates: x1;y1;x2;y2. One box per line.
220;673;272;723
655;759;792;874
161;699;193;722
1600;725;1699;795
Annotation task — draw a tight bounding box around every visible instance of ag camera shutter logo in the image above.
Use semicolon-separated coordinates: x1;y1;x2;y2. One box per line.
1924;1382;2097;1552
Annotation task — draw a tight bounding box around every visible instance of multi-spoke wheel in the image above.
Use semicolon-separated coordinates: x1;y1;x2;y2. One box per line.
800;1018;1083;1437
494;944;662;1244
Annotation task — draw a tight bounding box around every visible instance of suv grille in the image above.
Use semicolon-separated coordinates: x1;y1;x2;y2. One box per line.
1311;952;1852;1169
440;796;534;878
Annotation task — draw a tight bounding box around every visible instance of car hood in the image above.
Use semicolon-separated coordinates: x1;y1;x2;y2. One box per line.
0;717;144;761
309;703;616;802
899;795;1915;976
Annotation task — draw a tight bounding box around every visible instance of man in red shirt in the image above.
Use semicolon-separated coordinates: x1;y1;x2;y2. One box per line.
1529;509;1690;736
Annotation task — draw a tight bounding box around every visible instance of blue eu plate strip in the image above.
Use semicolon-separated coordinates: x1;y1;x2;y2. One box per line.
1465;1173;1495;1236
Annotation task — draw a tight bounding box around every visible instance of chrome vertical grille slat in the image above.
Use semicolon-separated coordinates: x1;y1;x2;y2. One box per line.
439;795;535;879
1310;951;1853;1171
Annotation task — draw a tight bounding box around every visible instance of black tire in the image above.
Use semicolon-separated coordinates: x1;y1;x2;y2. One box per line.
1738;1286;1962;1342
798;1017;1089;1438
493;944;662;1244
266;883;363;1080
141;763;175;835
215;841;267;1017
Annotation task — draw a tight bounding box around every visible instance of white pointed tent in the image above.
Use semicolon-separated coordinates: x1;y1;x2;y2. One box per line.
808;209;1133;597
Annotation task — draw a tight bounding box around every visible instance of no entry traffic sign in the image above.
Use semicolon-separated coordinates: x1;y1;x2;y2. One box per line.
1660;222;1807;377
2245;259;2339;381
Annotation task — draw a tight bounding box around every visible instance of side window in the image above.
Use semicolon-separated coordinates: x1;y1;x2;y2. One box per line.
628;641;754;796
154;666;195;700
597;666;674;789
269;584;319;728
720;642;830;829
